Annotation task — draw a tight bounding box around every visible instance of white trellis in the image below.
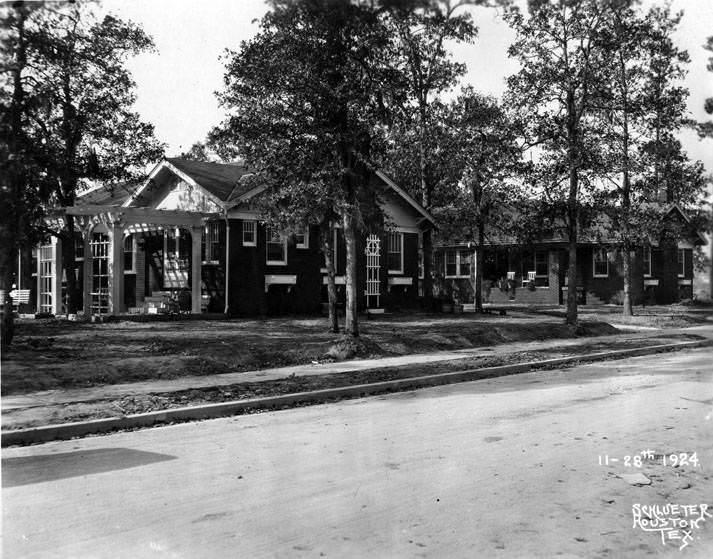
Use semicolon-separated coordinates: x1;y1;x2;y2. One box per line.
365;234;381;309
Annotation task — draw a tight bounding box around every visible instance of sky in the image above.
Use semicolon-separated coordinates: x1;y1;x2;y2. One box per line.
102;0;713;178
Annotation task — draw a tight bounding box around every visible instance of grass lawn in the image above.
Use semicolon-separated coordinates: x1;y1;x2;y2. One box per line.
1;310;620;395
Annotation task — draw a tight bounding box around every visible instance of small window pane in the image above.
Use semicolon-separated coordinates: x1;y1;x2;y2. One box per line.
593;249;608;277
243;220;256;246
459;250;471;277
123;235;134;271
388;232;403;272
266;229;286;264
446;250;457;277
75;235;84;260
643;246;651;276
296;228;308;248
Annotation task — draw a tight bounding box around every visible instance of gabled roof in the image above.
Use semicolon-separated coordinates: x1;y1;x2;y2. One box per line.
375;170;436;227
165;158;251;202
436;203;706;248
77;184;136;207
123;158;251;208
223;167;436;227
117;158;435;227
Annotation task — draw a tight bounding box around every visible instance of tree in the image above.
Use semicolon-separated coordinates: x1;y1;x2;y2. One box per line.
212;0;402;337
505;0;609;326
386;0;479;209
179;141;218;162
594;2;667;316
699;35;713;138
16;2;163;314
433;89;521;312
386;0;502;306
0;1;51;347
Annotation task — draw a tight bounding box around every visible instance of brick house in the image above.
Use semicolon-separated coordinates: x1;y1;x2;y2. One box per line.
21;158;435;317
435;205;706;306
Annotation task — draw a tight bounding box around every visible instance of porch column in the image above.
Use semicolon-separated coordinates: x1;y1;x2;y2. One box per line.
83;229;93;315
191;226;202;313
109;223;124;315
52;237;63;315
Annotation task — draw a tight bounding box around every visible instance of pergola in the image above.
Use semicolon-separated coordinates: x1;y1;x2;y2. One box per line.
61;205;220;315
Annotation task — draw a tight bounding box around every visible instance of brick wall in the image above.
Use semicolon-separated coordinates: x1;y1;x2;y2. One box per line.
228;220;322;316
384;232;420;309
657;240;678;304
228;219;265;315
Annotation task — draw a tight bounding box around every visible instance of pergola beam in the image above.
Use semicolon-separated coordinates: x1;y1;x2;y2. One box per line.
65;205;217;228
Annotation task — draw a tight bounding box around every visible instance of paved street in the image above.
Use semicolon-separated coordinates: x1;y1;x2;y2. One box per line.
3;345;713;558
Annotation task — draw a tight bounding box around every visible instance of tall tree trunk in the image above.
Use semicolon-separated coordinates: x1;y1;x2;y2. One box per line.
418;99;433;307
621;245;632;315
342;209;359;337
474;220;485;313
621;164;633;317
2;8;28;348
422;230;432;307
59;71;81;314
1;259;16;349
322;223;338;333
619;48;633;317
566;90;579;327
62;215;80;314
566;215;578;326
419;99;430;209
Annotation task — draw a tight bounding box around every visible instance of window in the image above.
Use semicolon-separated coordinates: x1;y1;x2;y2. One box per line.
459;250;471;277
642;246;652;277
39;243;54;314
91;233;110;314
242;220;256;247
678;249;685;277
266;228;287;265
444;249;472;278
534;251;548;277
295;228;309;249
202;222;221;263
388;232;403;274
74;234;84;261
593;248;608;278
123;235;135;273
446;250;457;277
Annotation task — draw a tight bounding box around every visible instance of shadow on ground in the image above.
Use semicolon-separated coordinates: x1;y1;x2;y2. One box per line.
2;447;176;487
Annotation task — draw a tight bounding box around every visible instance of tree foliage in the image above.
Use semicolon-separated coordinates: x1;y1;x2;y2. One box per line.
431;88;521;310
698;35;713;138
1;1;164;320
211;0;405;336
505;0;610;325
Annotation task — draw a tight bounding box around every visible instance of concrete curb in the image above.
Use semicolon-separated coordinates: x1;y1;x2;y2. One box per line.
3;339;710;447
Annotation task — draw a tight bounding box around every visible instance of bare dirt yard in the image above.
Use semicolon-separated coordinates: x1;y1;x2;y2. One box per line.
2;311;620;395
569;302;713;329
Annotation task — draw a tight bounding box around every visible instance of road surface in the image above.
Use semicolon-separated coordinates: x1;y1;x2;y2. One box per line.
3;346;713;558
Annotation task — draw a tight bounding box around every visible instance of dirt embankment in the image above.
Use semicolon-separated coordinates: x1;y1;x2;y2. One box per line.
1;314;619;395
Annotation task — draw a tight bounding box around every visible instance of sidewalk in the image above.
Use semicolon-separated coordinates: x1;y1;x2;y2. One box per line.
5;324;711;412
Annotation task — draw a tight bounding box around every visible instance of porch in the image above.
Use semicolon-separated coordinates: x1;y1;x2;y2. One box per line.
44;206;220;316
436;246;563;306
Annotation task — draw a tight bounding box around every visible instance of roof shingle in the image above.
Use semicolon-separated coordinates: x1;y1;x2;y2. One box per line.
166;158;251;202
